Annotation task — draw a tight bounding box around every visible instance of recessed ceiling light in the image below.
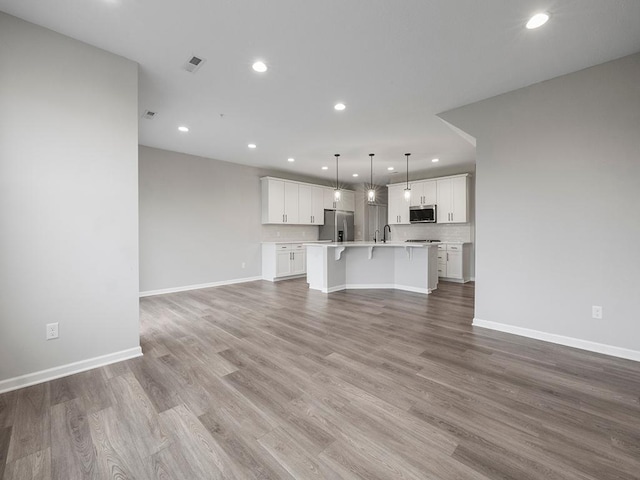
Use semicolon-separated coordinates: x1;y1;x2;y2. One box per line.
252;61;267;73
352;173;358;177
287;158;295;162
526;12;549;29
334;103;346;111
178;126;189;132
432;158;439;163
322;166;329;170
387;166;394;171
248;143;257;149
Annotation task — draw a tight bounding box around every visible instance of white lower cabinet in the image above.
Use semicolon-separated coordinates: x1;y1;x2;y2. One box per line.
263;243;306;281
437;243;471;283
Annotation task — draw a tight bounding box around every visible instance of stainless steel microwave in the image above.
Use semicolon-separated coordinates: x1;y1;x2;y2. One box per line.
409;205;436;223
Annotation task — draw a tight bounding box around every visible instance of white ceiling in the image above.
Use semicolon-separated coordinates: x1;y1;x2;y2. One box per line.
2;0;639;184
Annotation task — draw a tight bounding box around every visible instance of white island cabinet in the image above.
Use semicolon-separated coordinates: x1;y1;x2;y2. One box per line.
305;242;438;294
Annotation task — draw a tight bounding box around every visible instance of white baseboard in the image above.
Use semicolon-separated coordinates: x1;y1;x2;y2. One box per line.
140;276;262;297
0;346;143;394
322;283;431;294
324;284;347;293
263;274;306;282
473;318;640;362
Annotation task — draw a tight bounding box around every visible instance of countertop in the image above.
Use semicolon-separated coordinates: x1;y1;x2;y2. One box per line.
304;241;439;248
261;240;332;245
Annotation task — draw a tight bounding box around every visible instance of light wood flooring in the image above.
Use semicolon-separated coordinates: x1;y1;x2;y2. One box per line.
1;279;639;479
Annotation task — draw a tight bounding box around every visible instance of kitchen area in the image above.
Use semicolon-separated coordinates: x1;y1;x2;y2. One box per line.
261;169;474;292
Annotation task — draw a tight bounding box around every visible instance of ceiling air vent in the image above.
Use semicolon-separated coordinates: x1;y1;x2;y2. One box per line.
183;55;205;73
142;110;156;120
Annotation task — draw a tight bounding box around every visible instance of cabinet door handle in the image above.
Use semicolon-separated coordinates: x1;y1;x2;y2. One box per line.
447;252;449;261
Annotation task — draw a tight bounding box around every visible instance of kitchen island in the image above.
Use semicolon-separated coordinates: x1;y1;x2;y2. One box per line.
304;242;439;294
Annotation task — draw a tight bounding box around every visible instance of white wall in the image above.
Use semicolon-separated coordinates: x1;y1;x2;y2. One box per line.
0;13;140;386
139;146;335;294
440;53;640;357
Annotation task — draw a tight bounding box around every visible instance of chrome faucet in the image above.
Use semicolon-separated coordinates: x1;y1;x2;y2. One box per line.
374;229;380;243
383;224;391;243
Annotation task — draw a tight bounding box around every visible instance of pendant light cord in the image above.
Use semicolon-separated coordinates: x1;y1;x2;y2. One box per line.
369;153;374;189
405;153;410;188
335;154;340;189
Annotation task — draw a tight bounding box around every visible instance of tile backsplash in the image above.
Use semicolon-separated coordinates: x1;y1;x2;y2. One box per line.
261;225;320;241
391;223;474;243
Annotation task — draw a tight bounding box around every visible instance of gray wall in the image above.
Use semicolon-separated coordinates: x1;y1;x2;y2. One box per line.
440;53;640;353
0;14;140;382
139;146;336;293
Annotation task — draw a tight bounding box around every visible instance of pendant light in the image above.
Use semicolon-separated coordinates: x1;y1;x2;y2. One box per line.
404;153;411;201
367;153;376;203
334;154;341;201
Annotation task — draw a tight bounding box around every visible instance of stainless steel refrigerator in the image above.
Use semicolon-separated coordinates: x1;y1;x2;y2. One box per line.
319;210;354;242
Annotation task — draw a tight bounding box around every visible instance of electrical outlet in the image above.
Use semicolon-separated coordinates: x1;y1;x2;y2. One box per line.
46;322;59;340
276;231;280;237
592;306;603;319
241;262;246;269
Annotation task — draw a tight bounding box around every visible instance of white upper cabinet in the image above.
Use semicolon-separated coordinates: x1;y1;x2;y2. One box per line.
323;188;337;210
284;182;299;223
265;178;286;223
388;184;410;225
299;185;325;224
262;178;299;224
262;177;352;224
323;187;355;212
311;186;325;224
436;174;469;223
339;190;355;212
409;180;437;207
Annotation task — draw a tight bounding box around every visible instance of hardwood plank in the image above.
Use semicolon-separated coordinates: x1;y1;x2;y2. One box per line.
0;391;17;428
0;426;11;479
50;398;98;479
87;407;148;480
2;448;51;480
50;369;113;414
108;372;173;459
6;384;49;463
128;357;182;413
198;407;295;480
158;404;235;479
257;426;339;480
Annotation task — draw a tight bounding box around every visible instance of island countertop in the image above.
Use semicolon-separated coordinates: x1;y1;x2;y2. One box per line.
303;241;440;248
